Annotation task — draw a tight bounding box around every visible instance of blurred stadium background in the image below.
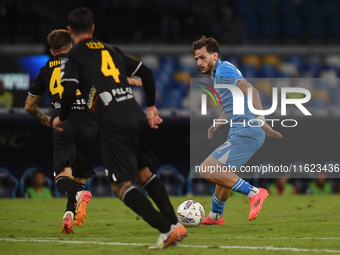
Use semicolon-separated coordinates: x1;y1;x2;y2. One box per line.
1;0;340;198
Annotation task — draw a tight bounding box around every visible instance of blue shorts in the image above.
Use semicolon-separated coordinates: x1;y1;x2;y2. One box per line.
211;127;265;169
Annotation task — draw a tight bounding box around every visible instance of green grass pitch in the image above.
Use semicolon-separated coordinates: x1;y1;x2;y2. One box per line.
1;195;340;255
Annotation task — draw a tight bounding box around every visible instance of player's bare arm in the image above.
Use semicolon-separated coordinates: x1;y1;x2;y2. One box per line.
127;77;142;87
208;112;228;140
236;79;283;139
25;94;51;127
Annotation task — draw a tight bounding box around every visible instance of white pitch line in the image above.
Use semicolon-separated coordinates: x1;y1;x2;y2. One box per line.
192;237;340;240
179;244;340;253
1;238;340;253
13;236;340;241
39;236;340;241
0;238;149;247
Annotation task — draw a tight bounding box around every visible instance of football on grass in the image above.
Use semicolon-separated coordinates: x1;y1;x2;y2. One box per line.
176;200;205;227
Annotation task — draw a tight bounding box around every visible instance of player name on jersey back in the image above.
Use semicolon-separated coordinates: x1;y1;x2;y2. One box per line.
49;60;62;68
86;41;104;49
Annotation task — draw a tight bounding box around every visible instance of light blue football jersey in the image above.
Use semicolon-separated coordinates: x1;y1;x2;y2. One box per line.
212;59;257;127
211;59;265;168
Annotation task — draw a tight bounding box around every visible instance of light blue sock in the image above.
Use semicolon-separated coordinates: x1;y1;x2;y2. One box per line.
231;178;252;195
211;193;226;214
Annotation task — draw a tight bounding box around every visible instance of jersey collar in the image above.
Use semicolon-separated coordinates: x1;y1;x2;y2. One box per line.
78;37;93;43
211;59;221;78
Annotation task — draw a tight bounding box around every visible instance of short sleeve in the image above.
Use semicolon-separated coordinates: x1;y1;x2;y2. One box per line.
113;46;142;78
28;66;47;96
60;57;79;84
215;62;244;85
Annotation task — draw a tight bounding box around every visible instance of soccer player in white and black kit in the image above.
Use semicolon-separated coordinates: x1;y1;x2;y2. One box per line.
25;29;97;234
52;8;187;249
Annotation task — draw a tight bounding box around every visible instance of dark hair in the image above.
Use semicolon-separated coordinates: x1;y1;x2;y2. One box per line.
32;170;45;178
47;29;71;51
68;7;94;34
191;35;219;55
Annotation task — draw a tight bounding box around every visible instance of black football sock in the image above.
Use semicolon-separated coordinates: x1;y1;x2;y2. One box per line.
143;175;178;225
66;183;86;213
122;186;172;233
66;200;76;214
56;177;84;213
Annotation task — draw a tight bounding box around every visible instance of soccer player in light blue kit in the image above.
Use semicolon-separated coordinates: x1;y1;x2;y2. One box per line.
192;36;282;225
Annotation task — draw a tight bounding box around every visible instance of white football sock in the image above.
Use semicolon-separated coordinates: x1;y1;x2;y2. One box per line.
209;211;223;221
175;222;182;227
247;186;260;198
75;190;83;201
63;211;74;220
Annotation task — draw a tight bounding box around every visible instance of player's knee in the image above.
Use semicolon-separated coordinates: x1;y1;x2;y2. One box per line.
55;172;73;181
55;167;73;180
73;177;87;184
136;167;152;185
199;165;211;180
111;180;132;199
204;176;217;184
199;167;217;183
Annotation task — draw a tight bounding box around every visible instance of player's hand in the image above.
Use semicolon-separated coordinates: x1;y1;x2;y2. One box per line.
261;123;283;138
41;116;51;127
52;117;68;132
207;125;216;140
147;106;163;129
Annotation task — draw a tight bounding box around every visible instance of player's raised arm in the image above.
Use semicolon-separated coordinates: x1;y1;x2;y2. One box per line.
236;79;283;139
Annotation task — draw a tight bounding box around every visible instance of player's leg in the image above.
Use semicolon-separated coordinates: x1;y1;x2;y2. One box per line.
111;178;186;249
71;120;97;226
137;167;178;225
215;184;232;200
136;120;182;226
53;123;91;233
200;154;268;221
202;184;231;225
200;153;235;225
55;167;86;233
66;176;91;227
102;122;186;249
57;173;92;228
111;179;172;232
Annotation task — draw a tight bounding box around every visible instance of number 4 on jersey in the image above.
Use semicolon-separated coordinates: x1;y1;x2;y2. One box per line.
49;67;64;98
101;50;120;83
